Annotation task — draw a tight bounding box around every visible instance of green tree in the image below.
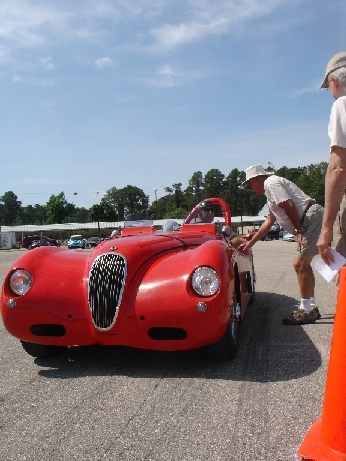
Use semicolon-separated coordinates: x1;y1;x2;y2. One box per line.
102;186;149;220
73;207;90;223
21;204;46;225
0;191;22;226
185;171;204;207
296;162;328;205
276;166;306;184
224;169;243;215
203;169;225;199
149;194;175;219
45;192;69;224
163;183;189;217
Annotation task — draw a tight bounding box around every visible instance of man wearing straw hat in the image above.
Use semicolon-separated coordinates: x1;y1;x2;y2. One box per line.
238;165;323;325
317;52;346;267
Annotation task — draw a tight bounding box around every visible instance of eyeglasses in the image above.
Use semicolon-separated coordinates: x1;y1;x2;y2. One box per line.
201;208;214;212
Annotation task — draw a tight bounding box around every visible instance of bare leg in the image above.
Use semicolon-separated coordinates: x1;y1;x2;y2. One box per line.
293;256;315;299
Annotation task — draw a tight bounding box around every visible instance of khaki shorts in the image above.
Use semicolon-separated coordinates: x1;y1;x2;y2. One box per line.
333;193;346;258
297;204;324;258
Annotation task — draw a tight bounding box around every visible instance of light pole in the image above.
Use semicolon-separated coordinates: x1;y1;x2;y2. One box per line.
96;191;100;238
154;188;158;219
238;177;244;235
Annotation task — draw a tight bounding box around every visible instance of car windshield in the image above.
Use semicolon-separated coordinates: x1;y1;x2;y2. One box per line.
70;235;82;240
124;213;153;228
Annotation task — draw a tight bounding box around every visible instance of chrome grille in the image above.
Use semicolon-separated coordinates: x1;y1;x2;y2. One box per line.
88;253;127;330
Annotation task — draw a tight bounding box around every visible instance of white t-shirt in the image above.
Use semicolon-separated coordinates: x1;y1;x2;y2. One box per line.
329;96;346;149
264;175;312;235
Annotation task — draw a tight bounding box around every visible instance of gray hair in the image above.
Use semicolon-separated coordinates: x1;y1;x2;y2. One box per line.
329;66;346;86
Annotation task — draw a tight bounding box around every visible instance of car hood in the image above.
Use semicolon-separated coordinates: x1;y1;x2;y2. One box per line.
4;231;219;302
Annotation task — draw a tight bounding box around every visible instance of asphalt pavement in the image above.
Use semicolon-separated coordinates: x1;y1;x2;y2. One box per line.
0;242;338;460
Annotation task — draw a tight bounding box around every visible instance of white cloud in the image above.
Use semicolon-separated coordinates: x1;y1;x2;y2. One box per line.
40;57;56;70
290;81;320;98
151;64;178;87
149;18;229;50
95;57;116;68
0;0;72;46
0;0;287;53
149;63;212;88
145;0;286;51
12;74;56;86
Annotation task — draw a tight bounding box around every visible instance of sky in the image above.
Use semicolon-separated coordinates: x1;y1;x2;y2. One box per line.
1;0;345;209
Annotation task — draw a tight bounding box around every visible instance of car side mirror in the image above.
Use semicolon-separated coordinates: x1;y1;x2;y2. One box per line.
221;226;232;237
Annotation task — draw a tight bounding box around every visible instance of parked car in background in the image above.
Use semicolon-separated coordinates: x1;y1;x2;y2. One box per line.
279;228;287;239
30;236;60;250
264;224;281;240
282;233;297;242
1;198;255;362
67;235;85;249
242;230;257;241
22;235;60;250
87;237;101;248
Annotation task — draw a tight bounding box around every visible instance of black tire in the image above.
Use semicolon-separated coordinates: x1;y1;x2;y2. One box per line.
203;300;239;361
27;245;32;250
20;341;67;358
233;264;241;304
247;259;256;304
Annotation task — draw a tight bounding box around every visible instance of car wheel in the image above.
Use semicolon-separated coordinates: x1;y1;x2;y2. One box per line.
203;299;238;361
27;245;32;250
247;259;256;304
20;340;67;358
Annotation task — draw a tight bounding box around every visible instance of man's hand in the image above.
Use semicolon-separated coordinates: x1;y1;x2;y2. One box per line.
317;228;334;265
238;240;252;252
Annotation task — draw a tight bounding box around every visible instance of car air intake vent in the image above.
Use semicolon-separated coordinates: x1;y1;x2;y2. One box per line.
88;253;127;330
30;324;66;336
148;327;187;340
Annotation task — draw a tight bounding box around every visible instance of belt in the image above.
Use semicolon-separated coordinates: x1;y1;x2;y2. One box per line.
300;200;316;225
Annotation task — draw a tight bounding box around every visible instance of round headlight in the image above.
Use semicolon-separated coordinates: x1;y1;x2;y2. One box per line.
191;266;220;297
10;269;33;296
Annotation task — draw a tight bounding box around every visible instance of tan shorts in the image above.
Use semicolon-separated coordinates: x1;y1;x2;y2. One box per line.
297;204;324;258
333;193;346;258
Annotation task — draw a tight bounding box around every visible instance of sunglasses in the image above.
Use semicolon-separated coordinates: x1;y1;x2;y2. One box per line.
202;208;214;212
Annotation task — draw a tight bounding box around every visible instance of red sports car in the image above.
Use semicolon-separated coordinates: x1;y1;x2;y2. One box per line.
1;198;255;361
242;230;257;241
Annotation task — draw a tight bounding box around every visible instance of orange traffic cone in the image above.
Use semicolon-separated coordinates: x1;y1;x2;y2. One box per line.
297;266;346;461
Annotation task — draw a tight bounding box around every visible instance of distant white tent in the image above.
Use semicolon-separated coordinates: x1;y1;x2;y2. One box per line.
1;215;266;235
259;203;269;216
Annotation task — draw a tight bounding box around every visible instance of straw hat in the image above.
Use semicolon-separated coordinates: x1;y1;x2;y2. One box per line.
242;164;274;186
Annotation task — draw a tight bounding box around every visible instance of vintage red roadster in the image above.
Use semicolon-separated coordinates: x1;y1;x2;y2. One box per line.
1;198;255;361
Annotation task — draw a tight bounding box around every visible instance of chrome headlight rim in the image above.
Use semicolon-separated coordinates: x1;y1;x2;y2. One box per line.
9;269;33;296
191;266;220;297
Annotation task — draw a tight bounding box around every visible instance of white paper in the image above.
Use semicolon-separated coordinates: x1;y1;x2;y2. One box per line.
314;247;346;282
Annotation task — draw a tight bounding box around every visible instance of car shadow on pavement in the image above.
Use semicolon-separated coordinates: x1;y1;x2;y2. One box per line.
36;292;332;383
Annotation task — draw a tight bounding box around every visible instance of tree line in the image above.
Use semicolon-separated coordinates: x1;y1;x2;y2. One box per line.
0;163;328;226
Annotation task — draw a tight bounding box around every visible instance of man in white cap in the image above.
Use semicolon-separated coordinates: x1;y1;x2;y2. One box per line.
238;165;323;325
317;52;346;266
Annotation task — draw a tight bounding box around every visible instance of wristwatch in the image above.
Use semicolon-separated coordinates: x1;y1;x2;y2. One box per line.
295;229;302;235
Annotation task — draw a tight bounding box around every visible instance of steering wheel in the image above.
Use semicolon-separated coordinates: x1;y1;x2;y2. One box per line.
184;197;232;226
